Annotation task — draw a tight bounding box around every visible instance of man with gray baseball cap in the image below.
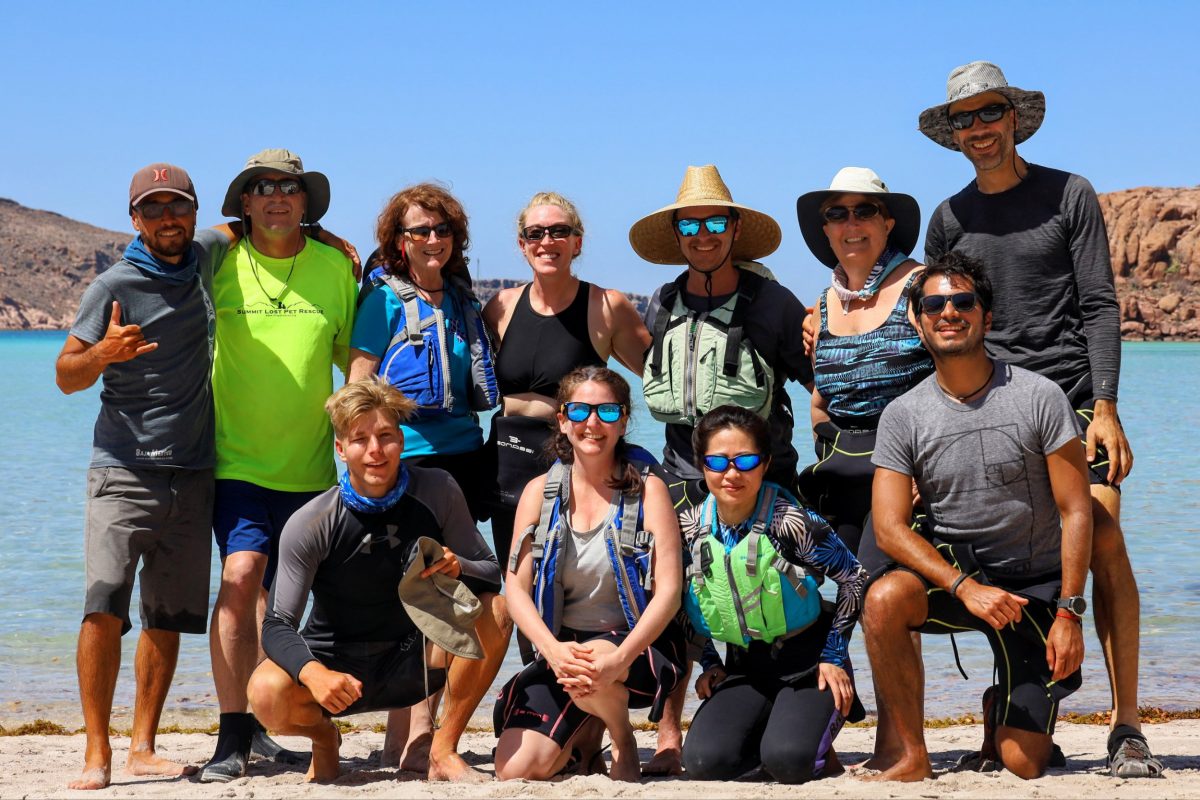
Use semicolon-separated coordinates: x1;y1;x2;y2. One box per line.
202;148;360;782
56;163;232;790
919;61;1160;779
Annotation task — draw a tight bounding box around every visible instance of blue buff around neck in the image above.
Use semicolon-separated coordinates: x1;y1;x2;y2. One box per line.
338;465;410;513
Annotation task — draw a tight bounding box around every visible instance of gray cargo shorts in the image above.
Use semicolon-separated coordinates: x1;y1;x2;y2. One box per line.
84;466;214;634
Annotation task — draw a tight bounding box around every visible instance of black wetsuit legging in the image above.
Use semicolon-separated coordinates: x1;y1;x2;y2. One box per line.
683;673;840;783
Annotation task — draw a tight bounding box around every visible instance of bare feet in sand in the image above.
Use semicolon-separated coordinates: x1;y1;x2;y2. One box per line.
125;746;198;778
428;751;489;783
860;756;933;783
68;764;110;791
399;731;432;773
305;722;341;783
607;735;642;783
641;747;683;777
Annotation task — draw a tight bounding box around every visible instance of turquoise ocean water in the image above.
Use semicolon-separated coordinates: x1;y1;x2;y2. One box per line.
1;331;1197;721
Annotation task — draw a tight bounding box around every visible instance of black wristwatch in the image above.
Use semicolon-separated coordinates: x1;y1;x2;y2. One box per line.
1057;595;1088;617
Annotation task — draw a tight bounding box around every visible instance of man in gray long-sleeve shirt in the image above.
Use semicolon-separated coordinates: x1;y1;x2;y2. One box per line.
245;378;511;783
917;61;1159;778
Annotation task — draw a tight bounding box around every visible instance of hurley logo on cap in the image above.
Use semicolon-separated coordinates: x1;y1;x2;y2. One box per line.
152;168;171;183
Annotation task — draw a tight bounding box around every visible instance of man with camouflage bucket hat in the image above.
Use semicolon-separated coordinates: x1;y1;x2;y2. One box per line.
918;61;1160;779
202;148;359;782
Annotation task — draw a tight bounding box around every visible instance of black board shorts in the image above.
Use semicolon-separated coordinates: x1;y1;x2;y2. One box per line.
1073;397;1119;489
308;629;445;717
493;623;685;748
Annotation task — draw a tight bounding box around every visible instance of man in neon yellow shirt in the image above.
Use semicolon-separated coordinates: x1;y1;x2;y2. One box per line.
202;149;358;782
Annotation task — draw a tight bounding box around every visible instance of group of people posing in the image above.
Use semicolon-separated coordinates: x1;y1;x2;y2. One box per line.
57;60;1162;789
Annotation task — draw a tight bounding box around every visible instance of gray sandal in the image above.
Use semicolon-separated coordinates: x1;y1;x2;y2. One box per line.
1107;725;1163;778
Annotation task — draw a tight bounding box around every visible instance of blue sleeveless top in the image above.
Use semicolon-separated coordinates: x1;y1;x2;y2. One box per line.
813;273;934;423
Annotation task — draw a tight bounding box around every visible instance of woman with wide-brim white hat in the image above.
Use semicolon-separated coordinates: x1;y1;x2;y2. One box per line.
794;167;933;562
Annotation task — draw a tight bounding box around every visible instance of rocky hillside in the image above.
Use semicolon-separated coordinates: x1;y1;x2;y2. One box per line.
1100;186;1200;340
0;191;1193;337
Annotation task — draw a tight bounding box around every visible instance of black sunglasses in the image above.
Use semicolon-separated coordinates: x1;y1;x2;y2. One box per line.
919;292;979;315
135;199;195;220
402;223;454;241
521;224;578;242
249;178;305;197
948;103;1012;131
822;203;884;223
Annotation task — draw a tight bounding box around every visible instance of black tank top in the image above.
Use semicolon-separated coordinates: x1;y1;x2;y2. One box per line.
495;281;605;400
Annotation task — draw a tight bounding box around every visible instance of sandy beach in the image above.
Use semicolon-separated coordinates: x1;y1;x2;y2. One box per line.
2;719;1197;799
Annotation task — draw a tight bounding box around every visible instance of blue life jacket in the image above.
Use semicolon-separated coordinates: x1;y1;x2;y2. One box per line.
365;269;499;418
510;447;658;642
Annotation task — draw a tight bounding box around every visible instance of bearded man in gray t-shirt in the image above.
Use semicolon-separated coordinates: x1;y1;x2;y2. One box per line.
859;253;1092;782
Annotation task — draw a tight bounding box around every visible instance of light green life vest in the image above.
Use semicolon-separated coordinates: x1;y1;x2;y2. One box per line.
642;263;775;427
683;484;822;646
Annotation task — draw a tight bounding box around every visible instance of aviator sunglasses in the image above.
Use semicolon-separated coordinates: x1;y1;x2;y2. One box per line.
919;292;979;316
135;199;195;220
402;222;454;241
822;203;884;223
249;178;305;197
702;453;764;472
675;215;731;237
948;103;1012;131
561;401;625;423
521;224;578;242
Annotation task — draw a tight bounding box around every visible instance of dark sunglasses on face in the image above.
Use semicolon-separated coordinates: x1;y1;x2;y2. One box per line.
702;453;764;472
561;401;625;423
249;178;305;197
521;224;578;242
822;203;884;223
676;215;731;237
135;199;195;220
919;291;979;315
402;223;454;241
948;103;1012;131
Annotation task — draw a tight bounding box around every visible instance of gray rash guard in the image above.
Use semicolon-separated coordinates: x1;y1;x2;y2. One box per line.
925;165;1121;404
643;271;813;481
872;362;1079;579
261;466;501;682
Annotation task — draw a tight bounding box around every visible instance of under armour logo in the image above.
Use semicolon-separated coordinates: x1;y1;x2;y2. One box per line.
153;168;170;182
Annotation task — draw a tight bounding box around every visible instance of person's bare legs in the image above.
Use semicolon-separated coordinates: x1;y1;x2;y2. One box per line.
644;662;690;776
381;693;440;771
125;627;196;777
494;719;601;781
995;725;1054;780
246;660;340;782
860;571;933;782
427;592;512;782
570;639;641;782
209;551;269;714
70;613;122;790
1090;487;1142;731
861;632;922;771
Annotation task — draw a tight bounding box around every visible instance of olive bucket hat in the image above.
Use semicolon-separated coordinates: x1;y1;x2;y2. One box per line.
398;537;484;660
220;147;331;222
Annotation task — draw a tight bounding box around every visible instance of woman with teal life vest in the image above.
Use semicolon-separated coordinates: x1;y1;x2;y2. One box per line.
795;168;933;561
681;405;867;784
494;367;684;783
482;192;650;571
349;183;498;521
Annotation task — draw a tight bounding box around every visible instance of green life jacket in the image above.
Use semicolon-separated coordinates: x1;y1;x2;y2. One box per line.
683;483;822;647
643;262;774;427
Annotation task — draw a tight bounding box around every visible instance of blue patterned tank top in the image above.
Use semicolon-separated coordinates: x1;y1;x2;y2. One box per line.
813;273;934;423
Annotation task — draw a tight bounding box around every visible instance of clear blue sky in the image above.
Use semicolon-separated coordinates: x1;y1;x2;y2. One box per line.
4;1;1197;302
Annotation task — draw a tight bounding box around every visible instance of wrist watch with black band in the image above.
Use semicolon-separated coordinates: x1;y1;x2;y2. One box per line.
1057;595;1088;618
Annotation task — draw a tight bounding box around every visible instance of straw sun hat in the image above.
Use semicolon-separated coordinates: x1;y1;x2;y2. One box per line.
918;61;1045;151
628;165;782;265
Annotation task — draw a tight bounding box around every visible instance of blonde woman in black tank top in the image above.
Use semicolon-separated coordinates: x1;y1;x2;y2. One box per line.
483;192;650;569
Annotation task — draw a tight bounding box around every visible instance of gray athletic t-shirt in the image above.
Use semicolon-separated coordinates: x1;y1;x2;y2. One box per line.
69;229;228;469
872;362;1079;579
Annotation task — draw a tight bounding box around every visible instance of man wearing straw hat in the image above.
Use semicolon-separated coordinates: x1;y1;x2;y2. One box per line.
202;148;360;782
919;61;1159;778
629;164;813;774
246;377;509;783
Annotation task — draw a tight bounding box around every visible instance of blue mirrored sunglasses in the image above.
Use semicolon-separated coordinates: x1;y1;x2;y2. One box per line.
675;215;731;237
561;401;625;423
702;453;764;472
